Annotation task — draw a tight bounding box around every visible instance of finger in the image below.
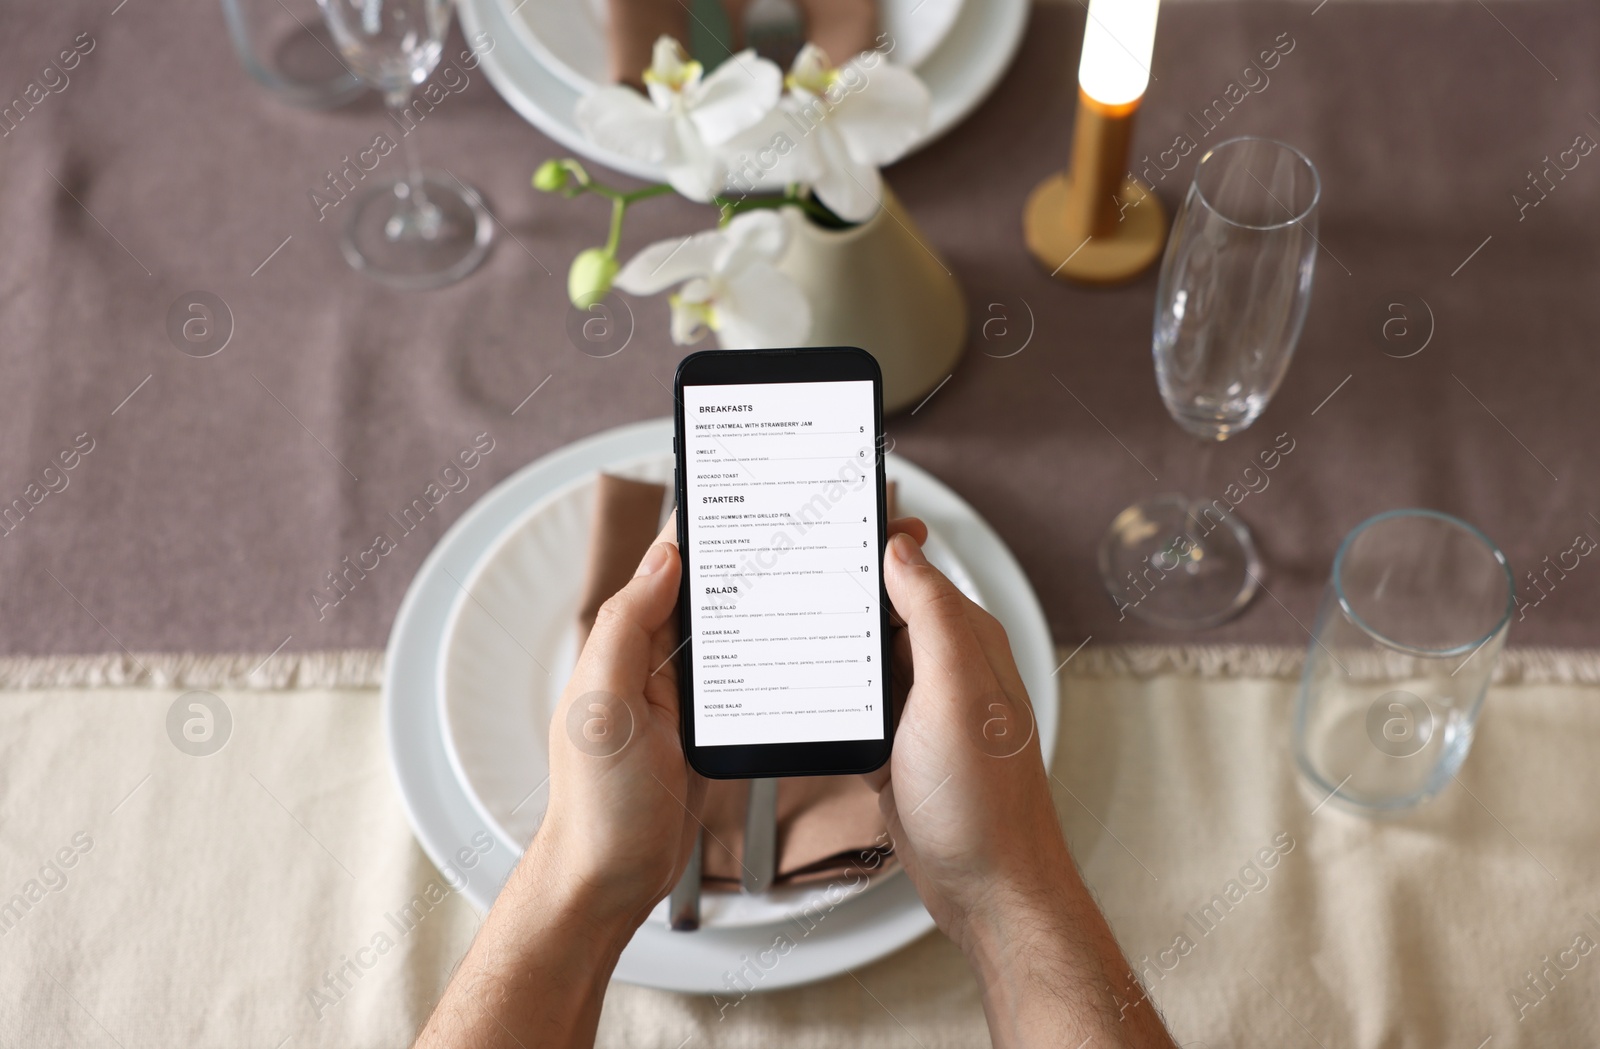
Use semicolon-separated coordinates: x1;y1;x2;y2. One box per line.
887;516;928;546
864;628;913;796
890;519;982;628
885;517;928;630
655;510;678;549
882;532;993;696
891;626;912;715
571;539;682;700
639;512;684;699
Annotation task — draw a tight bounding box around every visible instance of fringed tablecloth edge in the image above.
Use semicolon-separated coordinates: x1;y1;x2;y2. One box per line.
1062;644;1600;684
0;649;387;691
1;644;1597;690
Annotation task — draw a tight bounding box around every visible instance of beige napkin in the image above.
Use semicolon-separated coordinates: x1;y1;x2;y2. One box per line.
604;0;880;86
575;472;898;887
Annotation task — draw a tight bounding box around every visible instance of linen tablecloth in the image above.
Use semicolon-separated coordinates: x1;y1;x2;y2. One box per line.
3;649;1597;1048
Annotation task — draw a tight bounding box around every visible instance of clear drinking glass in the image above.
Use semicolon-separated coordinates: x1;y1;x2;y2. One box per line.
317;0;493;288
1294;510;1514;812
221;0;364;108
1100;137;1320;629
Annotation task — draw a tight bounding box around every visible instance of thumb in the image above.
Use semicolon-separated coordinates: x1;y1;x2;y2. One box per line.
572;538;681;694
883;532;987;693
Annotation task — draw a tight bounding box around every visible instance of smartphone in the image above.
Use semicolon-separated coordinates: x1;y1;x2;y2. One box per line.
673;347;893;779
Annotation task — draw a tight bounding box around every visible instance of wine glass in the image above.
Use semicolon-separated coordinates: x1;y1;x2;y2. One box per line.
1099;137;1320;629
317;0;493;288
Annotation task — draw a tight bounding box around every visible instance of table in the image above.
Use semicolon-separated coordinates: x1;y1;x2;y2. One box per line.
2;0;1598;1046
0;0;1594;655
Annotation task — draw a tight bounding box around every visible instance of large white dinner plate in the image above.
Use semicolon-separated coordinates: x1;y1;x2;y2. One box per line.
505;0;965;98
458;0;1026;186
437;451;986;930
383;418;1059;992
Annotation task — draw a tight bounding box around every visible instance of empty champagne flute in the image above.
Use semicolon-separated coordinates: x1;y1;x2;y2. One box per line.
1100;137;1320;629
317;0;492;288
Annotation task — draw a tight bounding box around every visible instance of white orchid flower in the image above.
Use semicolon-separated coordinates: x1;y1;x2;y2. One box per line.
614;210;810;348
575;38;783;202
779;45;931;222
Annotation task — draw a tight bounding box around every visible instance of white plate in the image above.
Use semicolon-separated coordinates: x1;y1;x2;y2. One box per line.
383;418;1059;992
505;0;965;99
459;0;1025;187
437;451;987;929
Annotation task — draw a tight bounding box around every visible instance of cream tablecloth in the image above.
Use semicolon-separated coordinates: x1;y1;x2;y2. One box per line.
2;646;1597;1048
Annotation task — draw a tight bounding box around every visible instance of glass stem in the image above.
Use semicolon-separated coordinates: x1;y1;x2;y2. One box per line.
1181;439;1221;559
1192;439;1218;509
386;89;430;216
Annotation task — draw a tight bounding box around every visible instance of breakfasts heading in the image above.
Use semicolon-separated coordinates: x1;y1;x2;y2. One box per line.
698;404;754;413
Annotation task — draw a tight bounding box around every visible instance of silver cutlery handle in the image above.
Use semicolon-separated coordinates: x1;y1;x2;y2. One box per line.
669;829;703;931
742;778;779;895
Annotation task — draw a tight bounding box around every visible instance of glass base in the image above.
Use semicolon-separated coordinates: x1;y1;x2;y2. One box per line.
340;174;493;290
1098;493;1262;630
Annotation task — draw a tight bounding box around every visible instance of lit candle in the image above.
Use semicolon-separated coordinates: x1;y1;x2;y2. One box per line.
1078;0;1159;108
1024;0;1167;285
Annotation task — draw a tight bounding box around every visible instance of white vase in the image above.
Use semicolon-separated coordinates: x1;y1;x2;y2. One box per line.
775;187;967;414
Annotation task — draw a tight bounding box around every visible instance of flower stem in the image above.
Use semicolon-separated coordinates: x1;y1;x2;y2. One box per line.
620;184;676;205
604;197;626;256
712;192;839;227
543;157;856;262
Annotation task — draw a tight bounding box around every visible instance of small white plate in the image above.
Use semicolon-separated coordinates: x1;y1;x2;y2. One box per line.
458;0;1025;188
384;418;1058;992
504;0;966;99
437;451;986;929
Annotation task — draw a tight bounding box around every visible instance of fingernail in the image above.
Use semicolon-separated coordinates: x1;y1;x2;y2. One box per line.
889;532;927;567
636;542;672;577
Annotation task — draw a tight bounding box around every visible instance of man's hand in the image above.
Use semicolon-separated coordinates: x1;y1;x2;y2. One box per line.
873;527;1067;946
415;519;701;1049
540;517;703;930
873;526;1178;1048
417;515;1176;1049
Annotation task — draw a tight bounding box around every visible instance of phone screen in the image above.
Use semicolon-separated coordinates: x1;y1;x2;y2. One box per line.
681;379;884;748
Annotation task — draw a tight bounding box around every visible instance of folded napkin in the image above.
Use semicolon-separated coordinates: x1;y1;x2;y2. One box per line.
575;472;898;888
604;0;879;86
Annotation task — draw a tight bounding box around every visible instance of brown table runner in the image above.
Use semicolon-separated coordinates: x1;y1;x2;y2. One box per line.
0;0;1595;658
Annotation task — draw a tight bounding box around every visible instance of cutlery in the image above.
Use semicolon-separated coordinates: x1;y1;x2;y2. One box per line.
742;778;779;894
669;829;703;931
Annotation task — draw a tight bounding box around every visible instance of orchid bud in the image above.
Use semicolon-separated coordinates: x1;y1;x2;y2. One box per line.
568;248;619;309
533;160;569;193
